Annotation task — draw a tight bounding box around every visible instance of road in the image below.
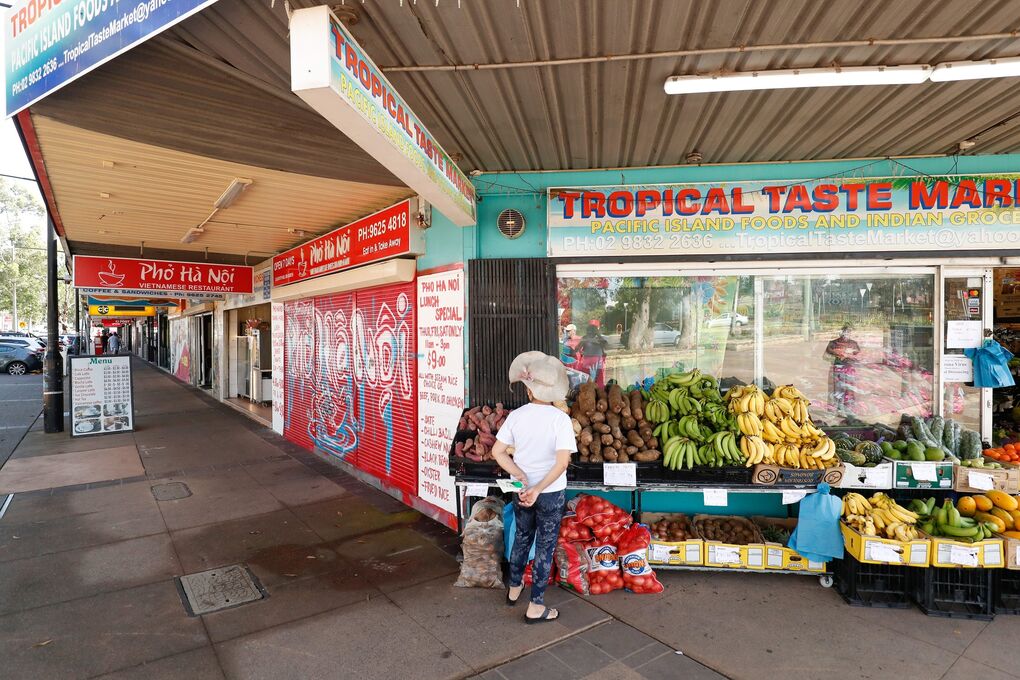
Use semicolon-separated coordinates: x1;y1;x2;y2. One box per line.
0;374;41;469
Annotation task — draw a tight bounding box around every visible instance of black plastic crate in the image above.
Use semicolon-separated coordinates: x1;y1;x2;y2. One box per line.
447;429;505;478
994;570;1020;615
567;461;664;484
670;465;754;485
832;554;913;609
910;567;995;621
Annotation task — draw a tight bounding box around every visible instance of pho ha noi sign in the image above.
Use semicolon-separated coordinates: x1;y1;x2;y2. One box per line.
547;174;1020;257
73;255;253;299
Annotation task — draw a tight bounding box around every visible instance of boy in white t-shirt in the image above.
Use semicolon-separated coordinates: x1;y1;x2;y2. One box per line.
491;351;576;624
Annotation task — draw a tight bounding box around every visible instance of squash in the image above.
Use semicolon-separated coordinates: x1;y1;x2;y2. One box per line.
854;441;884;465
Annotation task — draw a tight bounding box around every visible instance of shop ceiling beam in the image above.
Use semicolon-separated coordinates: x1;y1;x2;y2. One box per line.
382;30;1020;73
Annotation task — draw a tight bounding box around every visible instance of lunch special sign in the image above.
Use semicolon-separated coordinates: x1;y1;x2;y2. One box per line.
547;174;1020;257
73;255;253;297
272;199;424;287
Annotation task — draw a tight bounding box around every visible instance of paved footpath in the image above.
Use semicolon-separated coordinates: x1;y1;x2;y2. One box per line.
0;358;1017;679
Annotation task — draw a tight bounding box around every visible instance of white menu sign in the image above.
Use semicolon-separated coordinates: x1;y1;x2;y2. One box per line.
69;356;134;437
417;268;465;515
271;302;285;434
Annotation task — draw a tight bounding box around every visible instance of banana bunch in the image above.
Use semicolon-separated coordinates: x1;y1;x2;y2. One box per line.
736;412;764;438
688;375;722;402
646;399;670;423
915;497;1000;543
740;435;773;466
669;389;703;416
726;384;766;417
702;402;734;430
771;384;804;401
663;431;745;470
664;369;701;387
842;492;879;535
868;492;920;541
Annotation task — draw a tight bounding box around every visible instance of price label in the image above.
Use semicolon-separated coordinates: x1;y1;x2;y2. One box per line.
968;472;995;491
1015;546;1020;566
866;542;903;563
464;483;490;497
782;490;808;504
863;467;890;487
910;463;938;482
714;546;742;564
949;545;979;567
603;463;637;487
650;544;674;563
703;489;729;506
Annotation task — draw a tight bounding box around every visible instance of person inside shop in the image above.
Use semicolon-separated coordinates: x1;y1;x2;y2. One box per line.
576;321;609;386
108;331;121;355
491;351;575;624
824;323;861;414
560;323;580;364
100;328;110;354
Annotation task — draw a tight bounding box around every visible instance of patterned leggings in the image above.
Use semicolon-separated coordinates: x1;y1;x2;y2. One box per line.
508;490;565;605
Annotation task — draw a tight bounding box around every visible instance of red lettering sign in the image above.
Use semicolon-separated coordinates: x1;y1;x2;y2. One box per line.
272;200;420;287
73;256;254;294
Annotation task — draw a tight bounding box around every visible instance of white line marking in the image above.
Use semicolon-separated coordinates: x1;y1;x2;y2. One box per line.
0;425;28;430
0;494;13;520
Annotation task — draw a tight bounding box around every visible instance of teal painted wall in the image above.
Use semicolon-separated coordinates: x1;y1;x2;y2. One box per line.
471;154;1020;259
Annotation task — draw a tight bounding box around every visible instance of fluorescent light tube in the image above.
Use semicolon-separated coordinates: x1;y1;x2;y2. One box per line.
664;65;931;95
213;178;253;209
930;57;1020;82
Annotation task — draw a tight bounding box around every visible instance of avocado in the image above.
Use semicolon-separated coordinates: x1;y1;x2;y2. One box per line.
880;441;894;455
924;447;946;462
886;449;903;460
893;440;909;452
907;442;926;461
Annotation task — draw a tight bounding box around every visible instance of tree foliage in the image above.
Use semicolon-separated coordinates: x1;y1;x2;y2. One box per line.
0;179;47;328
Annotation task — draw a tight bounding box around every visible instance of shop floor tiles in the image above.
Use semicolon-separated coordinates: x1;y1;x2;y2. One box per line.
0;445;144;494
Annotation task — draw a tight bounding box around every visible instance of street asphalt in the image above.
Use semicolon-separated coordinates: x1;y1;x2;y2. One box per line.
0;374;42;469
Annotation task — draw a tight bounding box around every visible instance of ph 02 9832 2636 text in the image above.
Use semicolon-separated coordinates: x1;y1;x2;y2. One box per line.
547;174;1020;257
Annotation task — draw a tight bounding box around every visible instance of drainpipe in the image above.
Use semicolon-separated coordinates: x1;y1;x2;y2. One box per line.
43;216;63;433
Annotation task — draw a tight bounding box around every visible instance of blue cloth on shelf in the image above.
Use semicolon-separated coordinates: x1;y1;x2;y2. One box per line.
787;482;844;563
964;339;1015;388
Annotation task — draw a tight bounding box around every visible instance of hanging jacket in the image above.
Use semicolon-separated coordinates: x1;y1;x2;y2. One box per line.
963;339;1015;389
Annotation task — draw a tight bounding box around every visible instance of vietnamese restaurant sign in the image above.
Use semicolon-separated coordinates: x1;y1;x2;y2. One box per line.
548;174;1020;257
289;5;476;227
272;199;424;287
73;255;253;297
4;0;220;117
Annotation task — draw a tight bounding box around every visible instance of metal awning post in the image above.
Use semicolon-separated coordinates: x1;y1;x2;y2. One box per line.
44;216;64;433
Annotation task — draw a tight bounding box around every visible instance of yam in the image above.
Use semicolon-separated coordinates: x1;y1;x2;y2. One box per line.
617;451;630;463
571;418;582;435
595;423;611;434
621;405;632;419
601;433;614;446
596;398;609;413
591;439;602;456
591;452;604;463
591;411;606;423
630;391;645;421
645;437;658;449
634;451;661;462
625;445;638;456
577;382;597;415
577;412;591;428
608;384;626;414
596;386;607;402
603;447;619;462
554;401;570;414
579;429;594;447
627;430;645;447
606;411;621;429
621;415;637;430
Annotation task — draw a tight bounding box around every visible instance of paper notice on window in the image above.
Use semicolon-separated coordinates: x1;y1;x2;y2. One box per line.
782;490;808;504
703;489;728;506
650;544;674;563
603;463;637;487
464;483;490;498
968;472;996;491
949;545;979;567
866;542;902;563
910;463;938;482
714;546;742;564
946;320;983;349
941;355;974;383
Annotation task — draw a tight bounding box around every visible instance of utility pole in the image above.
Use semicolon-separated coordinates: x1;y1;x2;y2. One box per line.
43;217;63;433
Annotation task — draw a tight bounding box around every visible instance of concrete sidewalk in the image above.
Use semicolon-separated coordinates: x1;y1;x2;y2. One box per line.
2;358;1019;680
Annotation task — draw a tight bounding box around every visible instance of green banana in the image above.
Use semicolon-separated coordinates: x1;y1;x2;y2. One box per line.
937;524;981;538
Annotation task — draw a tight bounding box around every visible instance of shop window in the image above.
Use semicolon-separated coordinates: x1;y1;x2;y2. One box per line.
557;275;753;390
762;273;934;428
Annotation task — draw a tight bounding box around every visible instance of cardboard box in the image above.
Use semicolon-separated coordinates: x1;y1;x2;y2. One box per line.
751;464;844;487
841;521;930;567
886;459;954;489
837;462;894;489
753;516;826;573
953;465;1020;494
694;514;766;570
641;513;703;566
923;532;1005;569
998;533;1020;570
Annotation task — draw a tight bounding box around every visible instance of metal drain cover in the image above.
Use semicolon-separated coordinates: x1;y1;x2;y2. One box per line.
177;564;266;616
151;482;192;501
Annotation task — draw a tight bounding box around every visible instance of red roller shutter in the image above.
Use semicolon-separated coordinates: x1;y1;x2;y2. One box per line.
351;282;418;495
283;299;316;451
310;292;359;465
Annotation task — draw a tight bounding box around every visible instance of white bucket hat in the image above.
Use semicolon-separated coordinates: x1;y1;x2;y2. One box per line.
508;351;569;403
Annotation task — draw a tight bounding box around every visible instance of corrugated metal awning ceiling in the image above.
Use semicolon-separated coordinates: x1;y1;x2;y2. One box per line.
164;0;1020;171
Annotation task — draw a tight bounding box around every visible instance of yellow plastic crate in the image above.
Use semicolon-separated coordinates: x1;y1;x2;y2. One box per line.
841;521;930;567
923;533;1005;569
694;515;766;570
754;516;827;573
641;513;703;566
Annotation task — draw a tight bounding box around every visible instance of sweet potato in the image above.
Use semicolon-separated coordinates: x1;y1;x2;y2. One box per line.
482;405;492;416
454;442;465;457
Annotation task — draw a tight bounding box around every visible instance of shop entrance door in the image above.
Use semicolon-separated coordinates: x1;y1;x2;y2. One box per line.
942;268;993;441
199;313;214;389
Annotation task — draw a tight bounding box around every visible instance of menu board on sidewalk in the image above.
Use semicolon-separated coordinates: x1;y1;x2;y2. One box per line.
416;268;465;516
69;356;134;437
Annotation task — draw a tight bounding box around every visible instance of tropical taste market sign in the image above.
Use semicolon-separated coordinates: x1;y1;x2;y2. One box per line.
272;199;424;287
290;5;476;227
4;0;219;117
547;174;1020;257
73;255;253;297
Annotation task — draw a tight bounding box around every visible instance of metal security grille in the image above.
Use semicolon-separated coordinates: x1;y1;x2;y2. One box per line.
468;259;557;408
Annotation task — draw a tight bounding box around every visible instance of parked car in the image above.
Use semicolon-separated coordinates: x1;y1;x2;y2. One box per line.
705;312;749;328
0;335;46;353
0;343;42;375
621;322;683;347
